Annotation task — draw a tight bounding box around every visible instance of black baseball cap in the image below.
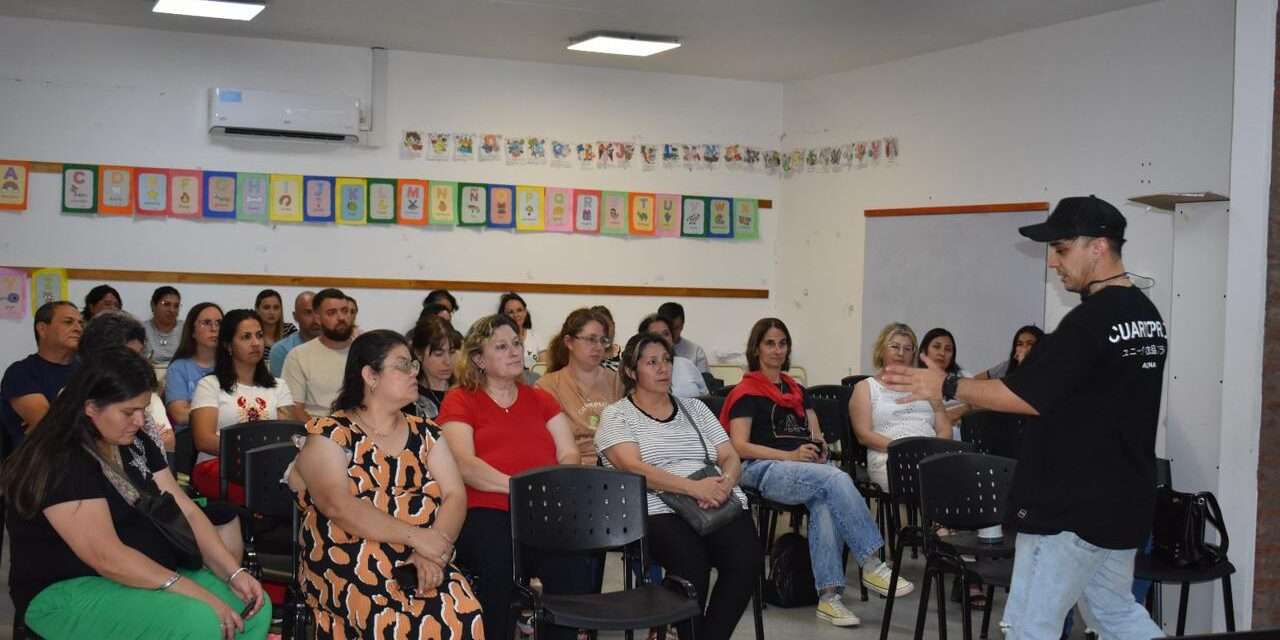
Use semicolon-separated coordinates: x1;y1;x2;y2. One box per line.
1018;195;1127;242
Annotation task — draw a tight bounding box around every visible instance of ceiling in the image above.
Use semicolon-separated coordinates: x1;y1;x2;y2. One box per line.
0;0;1156;82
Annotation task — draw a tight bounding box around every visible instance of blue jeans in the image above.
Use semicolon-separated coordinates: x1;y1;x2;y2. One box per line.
1002;531;1163;640
740;459;884;593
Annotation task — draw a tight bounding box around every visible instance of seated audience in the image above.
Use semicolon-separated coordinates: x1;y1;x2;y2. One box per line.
596;332;760;640
536;308;625;465
2;347;268;639
850;322;953;491
637;314;709;398
726;318;911;626
282;288;354;418
658;302;709;374
424;289;459;320
164;302;223;428
589;305;623;369
191;309;303;501
915;327;973;427
498;291;543;368
2;301;81;448
406;315;461;419
81;284;121;321
253;289;294;365
267;290;317;377
143;286;182;366
80;311;175;451
438;314;590;640
975;325;1044;380
290;330;480;639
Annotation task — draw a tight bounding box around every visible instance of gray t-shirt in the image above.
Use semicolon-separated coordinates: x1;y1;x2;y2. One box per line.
144;318;181;366
595;395;747;516
673;337;709;373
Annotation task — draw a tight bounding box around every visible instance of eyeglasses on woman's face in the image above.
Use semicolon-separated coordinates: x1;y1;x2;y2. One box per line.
572;335;612;348
386;357;421;376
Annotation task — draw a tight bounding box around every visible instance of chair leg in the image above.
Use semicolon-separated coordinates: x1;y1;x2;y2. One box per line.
1176;582;1190;636
1221;575;1236;632
752;573;765;640
979;584;995;639
913;561;933;640
879;535;907;640
934;571;948;640
958;575;973;640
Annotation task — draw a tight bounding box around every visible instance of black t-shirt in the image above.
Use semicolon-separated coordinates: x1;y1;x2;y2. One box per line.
1003;285;1168;549
0;354;77;447
729;383;815;452
6;434;175;616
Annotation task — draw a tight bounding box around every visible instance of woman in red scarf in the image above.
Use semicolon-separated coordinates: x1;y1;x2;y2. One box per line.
722;318;913;628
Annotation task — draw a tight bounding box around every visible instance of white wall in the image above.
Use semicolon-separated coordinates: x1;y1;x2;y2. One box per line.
0;16;782;369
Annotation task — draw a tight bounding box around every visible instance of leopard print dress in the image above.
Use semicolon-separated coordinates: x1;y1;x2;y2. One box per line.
296;412;485;640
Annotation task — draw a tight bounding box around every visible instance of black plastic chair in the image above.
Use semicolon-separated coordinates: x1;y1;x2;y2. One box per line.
219;420;306;501
957;411;1024;459
878;437;975;640
841;374;871;388
172;425;198;478
243;441;310;639
695;394;725;417
509;466;702;640
710;384;735;398
915;453;1018;640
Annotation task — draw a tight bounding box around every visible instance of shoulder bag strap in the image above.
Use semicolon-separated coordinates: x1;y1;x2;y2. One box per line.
672;397;715;467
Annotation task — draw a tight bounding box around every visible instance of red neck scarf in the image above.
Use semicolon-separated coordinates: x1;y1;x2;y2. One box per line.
719;370;805;431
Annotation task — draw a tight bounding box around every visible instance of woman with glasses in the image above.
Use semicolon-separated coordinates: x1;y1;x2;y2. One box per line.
289;330;481;639
438;314;591;640
849;322;953;491
164;303;223;428
536;308;625;466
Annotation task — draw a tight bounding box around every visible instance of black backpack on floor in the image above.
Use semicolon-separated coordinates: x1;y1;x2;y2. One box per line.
764;532;818;607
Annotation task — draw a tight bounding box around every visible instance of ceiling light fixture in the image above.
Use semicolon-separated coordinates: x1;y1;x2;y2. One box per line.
567;32;681;57
152;0;266;21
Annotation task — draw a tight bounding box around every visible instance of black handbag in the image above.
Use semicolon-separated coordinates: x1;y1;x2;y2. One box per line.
763;532;818;607
1151;487;1227;570
655;399;746;535
85;444;204;569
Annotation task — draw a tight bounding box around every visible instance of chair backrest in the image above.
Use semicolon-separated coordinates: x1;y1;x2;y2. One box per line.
510;465;647;560
172;426;197;477
885;436;975;510
696;394;726;417
841;374;870;387
918;452;1017;531
807;384;853;471
219;420;307;497
959;411;1024;458
1155;457;1171;489
788;366;807;385
710;383;735;398
708;364;745;386
244;441;299;520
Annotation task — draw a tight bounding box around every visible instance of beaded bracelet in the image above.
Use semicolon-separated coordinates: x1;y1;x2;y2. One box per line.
157;573;181;591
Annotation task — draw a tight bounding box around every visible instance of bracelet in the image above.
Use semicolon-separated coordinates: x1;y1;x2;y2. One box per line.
157;573;182;591
226;567;248;584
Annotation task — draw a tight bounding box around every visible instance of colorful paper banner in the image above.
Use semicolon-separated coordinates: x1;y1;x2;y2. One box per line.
268;174;304;223
397;179;428;225
574;189;600;233
544;187;574;232
628;192;656;236
303;176;335;223
601;191;628;236
62;164;98;214
98;166;135;215
367;179;396;224
515;185;545;231
203;171;238;219
0;161;29;211
733;198;759;240
429;181;457;225
335;177;368;225
655;194;681;237
458;183;488;226
168;169;202;219
30;267;67;312
681;196;708;237
236;173;269;223
488;185;515;228
135;168;169;217
707;197;734;238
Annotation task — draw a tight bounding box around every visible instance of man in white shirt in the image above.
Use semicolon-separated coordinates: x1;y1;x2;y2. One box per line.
282;288;353;417
658;301;709;374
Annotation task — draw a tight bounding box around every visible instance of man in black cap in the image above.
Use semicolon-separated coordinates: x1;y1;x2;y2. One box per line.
883;196;1167;639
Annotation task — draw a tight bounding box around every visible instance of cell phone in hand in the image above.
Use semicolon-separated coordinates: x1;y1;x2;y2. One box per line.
241;601;256;619
392;563;419;595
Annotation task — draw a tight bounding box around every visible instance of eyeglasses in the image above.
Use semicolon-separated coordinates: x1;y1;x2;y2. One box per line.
156;301;181;309
573;335;612;348
387;358;421;375
197;319;221;329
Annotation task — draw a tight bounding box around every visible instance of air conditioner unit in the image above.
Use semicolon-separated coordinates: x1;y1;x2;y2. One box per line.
208;88;362;143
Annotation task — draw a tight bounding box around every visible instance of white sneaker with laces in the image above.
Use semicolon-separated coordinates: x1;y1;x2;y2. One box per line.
816;596;861;627
862;562;915;598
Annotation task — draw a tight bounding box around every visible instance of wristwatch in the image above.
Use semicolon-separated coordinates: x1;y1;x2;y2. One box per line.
942;372;959;402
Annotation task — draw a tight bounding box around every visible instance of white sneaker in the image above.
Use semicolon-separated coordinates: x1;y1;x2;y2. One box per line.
862;562;915;598
816;596;861;627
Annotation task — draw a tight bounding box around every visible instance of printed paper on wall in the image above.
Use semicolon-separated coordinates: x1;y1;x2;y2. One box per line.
515;185;545;231
397;179;429;225
268;174;304;223
98;166;135;215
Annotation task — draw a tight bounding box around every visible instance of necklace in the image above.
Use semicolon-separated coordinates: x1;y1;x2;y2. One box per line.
485;385;517;413
356;408;400;437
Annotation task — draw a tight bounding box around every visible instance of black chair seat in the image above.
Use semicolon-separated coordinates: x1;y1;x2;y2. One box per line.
1134;554;1236;582
541;584;703;630
936;531;1016;559
950;557;1014;588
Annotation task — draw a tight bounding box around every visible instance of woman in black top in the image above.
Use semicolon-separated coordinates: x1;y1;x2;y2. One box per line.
1;347;268;640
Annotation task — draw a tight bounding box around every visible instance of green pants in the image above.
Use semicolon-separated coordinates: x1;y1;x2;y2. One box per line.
26;567;272;640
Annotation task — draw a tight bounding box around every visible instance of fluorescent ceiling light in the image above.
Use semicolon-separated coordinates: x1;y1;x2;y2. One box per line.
567;33;680;57
153;0;265;21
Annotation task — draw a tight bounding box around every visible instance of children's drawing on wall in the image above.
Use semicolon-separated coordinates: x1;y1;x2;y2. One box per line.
869;139;882;164
662;143;681;169
640;144;658;171
527;137;547;165
426;133;451;161
453;134;476;161
576;142;596;169
701;144;721;169
764;150;781;175
884;137;899;163
505;137;526;164
682;144;702;170
551;140;573;167
479;134;503;162
596;142;615;169
723;144;743;170
854;141;867;168
615;142;635;169
400;130;424;159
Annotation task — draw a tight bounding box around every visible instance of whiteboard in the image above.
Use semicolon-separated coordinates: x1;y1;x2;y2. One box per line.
859;212;1047;375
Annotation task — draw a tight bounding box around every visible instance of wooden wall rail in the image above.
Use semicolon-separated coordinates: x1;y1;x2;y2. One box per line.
864;201;1049;217
13;267;769;299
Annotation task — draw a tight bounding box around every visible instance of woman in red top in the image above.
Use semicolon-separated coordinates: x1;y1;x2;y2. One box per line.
438;314;589;640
